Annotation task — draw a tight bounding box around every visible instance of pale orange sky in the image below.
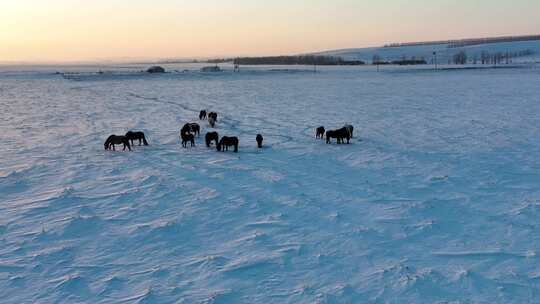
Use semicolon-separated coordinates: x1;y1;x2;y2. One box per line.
1;0;539;62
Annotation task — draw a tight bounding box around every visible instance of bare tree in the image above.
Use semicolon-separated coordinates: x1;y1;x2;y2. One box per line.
453;51;468;65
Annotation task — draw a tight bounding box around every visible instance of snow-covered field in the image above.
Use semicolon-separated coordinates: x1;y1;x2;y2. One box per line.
2;64;540;303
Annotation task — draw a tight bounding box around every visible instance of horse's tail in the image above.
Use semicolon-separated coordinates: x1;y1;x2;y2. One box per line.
142;134;149;146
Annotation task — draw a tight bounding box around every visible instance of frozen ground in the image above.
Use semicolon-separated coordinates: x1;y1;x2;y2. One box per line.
1;64;540;303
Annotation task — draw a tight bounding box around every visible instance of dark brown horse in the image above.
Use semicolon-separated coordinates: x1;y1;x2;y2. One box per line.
199;110;207;120
181;123;200;137
181;132;195;148
205;132;219;147
256;134;263;148
104;135;131;151
125;131;149;146
217;136;238;152
316;126;325;139
326;127;350;144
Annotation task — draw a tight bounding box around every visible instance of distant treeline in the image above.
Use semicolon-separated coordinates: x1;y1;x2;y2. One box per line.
446;49;534;65
371;49;534;66
384;34;540;49
466;49;534;65
372;55;427;65
449;35;540;48
226;56;364;66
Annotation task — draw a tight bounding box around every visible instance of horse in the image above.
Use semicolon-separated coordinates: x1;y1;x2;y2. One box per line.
181;132;195;148
217;136;239;153
256;134;263;148
125;131;149;146
316;126;325;139
208;116;216;128
205;132;219;147
208;112;218;122
104;135;131;151
181;123;200;137
326;127;350;144
199;110;207;120
343;124;354;138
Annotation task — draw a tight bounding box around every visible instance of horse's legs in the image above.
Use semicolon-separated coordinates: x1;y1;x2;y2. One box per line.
112;144;115;151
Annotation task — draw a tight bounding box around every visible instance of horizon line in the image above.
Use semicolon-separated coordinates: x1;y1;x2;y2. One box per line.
2;32;539;66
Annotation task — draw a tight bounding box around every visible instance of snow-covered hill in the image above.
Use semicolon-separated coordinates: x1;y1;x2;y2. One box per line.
315;39;540;64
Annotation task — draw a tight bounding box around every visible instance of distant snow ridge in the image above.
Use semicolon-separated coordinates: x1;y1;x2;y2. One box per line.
315;39;540;64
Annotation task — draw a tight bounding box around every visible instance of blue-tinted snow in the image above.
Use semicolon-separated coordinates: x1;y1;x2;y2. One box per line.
1;64;540;303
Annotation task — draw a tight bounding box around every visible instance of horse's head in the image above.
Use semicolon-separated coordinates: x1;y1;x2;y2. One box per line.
104;135;114;149
216;142;222;151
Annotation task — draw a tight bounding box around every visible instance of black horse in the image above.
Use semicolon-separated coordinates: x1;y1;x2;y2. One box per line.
181;123;200;137
343;124;354;138
125;131;149;146
181;132;195;148
316;126;325;139
217;136;239;153
208;116;216;128
199;110;207;120
326;127;350;144
104;135;131;151
208;112;218;122
256;134;263;148
205;132;219;147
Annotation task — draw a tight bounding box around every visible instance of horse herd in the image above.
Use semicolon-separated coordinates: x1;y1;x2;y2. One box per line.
104;110;354;152
317;124;354;144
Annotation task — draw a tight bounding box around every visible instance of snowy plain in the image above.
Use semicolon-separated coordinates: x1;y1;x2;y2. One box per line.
1;63;540;303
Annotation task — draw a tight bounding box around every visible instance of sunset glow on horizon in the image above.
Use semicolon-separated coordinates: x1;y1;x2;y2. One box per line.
1;0;539;62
